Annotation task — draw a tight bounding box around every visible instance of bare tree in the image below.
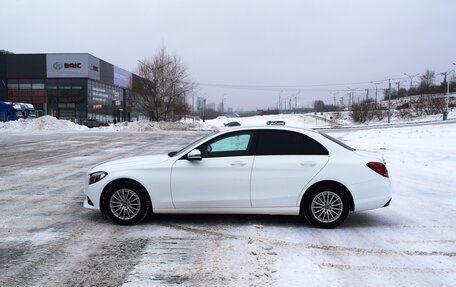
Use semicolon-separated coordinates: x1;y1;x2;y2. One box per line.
419;69;436;90
350;99;385;123
133;47;194;121
313;100;325;112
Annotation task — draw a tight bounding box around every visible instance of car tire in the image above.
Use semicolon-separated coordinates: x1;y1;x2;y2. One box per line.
302;184;350;228
103;181;150;225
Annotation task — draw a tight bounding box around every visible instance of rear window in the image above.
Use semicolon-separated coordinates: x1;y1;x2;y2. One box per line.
319;132;355;151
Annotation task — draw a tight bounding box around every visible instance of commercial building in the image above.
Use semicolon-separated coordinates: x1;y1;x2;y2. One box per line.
0;53;142;123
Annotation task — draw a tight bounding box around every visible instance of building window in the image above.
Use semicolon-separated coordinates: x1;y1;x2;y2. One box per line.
8;80;19;89
18;80;31;89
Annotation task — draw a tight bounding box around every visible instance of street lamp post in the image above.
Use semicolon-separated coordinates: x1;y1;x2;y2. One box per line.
403;73;420;90
371;81;382;103
404;73;420;107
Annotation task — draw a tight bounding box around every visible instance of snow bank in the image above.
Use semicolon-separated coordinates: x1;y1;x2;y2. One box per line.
0;116;88;132
323;108;456;127
201;114;331;129
0;117;216;133
108;120;215;132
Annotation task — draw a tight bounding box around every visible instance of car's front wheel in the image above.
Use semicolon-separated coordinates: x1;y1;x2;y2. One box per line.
303;184;350;228
103;181;150;225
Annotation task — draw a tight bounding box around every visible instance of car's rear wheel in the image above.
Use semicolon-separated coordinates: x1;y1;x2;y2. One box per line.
103;181;150;225
303;184;350;228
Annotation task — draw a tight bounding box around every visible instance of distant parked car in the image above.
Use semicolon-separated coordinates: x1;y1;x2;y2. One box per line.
83;119;109;128
224;121;241;127
83;126;392;228
267;120;286;125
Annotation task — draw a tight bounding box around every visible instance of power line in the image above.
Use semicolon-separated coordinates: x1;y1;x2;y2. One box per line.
191;76;409;92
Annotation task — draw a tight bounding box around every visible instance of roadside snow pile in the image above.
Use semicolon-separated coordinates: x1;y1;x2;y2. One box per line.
0;116;88;132
202;114;330;129
110;120;215;132
323;109;456;126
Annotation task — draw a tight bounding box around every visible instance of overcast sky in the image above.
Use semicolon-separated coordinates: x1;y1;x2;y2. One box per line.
1;0;455;110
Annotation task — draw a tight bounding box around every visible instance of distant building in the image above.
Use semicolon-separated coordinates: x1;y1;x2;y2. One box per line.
206;102;216;111
196;96;206;113
0;53;145;123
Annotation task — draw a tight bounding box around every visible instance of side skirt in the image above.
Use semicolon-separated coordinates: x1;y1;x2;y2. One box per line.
153;207;300;216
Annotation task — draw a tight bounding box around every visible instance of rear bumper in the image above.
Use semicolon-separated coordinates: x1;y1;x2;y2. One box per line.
348;178;392;212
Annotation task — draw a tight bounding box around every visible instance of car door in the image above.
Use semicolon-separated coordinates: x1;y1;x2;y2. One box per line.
250;130;329;207
171;131;255;209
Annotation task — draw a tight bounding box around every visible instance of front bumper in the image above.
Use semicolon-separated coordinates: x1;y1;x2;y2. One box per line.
83;180;104;211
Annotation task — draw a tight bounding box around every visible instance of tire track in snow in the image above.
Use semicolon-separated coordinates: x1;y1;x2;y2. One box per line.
318;262;456;273
159;223;456;258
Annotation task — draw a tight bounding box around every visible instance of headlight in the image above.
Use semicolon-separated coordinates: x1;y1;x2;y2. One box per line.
89;171;107;185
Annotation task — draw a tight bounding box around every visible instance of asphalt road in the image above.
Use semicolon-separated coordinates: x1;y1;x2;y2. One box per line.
0;130;454;286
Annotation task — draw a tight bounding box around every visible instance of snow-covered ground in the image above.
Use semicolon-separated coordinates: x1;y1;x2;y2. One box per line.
2;109;454;133
0;119;455;286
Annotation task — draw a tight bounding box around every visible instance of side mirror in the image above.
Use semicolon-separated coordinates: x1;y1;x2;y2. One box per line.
187;149;202;160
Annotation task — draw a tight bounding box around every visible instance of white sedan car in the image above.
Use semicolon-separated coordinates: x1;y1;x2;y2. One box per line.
83;126;391;228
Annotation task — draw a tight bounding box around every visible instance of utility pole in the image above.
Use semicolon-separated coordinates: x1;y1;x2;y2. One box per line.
375;85;378;103
278;95;281;112
442;71;449;120
203;98;206;122
330;92;338;108
192;94;195;122
387;79;391;124
347;88;355;110
278;90;283;112
365;89;369;101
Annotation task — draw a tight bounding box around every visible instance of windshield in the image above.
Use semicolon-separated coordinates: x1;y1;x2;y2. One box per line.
171;132;217;157
319;132;356;151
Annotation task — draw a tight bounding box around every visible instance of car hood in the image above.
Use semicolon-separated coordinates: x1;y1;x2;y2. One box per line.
354;149;386;164
90;154;171;172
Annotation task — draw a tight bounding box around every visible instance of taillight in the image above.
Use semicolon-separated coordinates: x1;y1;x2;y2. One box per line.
366;162;389;177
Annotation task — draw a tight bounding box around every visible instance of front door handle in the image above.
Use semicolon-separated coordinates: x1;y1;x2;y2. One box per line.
230;161;247;166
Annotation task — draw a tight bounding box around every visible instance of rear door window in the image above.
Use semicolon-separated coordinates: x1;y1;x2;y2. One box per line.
255;130;328;155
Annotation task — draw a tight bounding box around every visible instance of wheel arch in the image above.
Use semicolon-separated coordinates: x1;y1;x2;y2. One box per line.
300;180;355;212
100;178;152;215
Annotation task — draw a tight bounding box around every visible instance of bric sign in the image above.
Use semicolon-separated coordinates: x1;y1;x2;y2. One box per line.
46;54;100;80
66;63;82;69
52;62;82;70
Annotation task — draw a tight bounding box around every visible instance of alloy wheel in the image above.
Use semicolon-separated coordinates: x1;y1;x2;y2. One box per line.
109;188;141;220
311;191;343;223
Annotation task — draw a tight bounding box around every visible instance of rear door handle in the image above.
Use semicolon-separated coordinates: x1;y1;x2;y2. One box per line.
301;161;317;166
